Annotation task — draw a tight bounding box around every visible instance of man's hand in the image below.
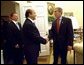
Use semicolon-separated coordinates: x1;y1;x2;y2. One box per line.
43;36;49;44
67;46;72;53
15;44;19;48
45;38;49;43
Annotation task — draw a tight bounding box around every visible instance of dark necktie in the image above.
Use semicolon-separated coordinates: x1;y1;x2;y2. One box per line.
56;19;60;33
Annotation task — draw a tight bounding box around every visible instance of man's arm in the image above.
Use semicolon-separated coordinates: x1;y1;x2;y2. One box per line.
66;18;74;51
23;22;47;44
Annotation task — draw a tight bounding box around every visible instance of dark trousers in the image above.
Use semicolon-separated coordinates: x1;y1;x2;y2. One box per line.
13;48;24;64
24;48;39;64
3;48;13;64
53;46;67;64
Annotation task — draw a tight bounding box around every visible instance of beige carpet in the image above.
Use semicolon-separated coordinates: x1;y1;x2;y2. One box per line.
23;46;74;64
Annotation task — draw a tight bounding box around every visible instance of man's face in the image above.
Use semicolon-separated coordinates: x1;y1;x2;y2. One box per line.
30;10;36;20
54;8;62;19
11;14;18;21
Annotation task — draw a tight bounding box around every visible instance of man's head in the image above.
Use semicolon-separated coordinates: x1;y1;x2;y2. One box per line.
10;12;18;21
54;7;63;19
25;9;36;20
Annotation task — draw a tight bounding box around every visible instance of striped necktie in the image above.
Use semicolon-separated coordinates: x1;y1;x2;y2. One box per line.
56;19;60;33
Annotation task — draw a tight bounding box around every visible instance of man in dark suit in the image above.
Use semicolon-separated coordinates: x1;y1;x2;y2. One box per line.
1;19;8;50
22;9;47;64
49;7;73;64
1;18;11;64
6;13;24;64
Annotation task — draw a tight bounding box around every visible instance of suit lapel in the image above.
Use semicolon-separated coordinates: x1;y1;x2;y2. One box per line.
11;22;20;31
27;19;40;35
27;19;36;27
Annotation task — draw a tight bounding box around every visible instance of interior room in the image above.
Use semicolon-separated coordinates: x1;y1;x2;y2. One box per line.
1;1;83;64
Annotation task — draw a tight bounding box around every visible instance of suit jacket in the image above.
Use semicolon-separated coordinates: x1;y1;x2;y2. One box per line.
22;18;46;51
2;20;24;59
49;16;73;49
8;21;23;48
1;19;9;49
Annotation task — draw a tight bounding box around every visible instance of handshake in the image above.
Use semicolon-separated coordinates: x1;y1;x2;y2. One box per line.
43;36;49;44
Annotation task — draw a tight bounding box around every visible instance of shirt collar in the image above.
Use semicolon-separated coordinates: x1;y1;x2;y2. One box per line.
28;17;35;23
56;16;62;24
12;20;18;25
60;16;62;20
